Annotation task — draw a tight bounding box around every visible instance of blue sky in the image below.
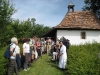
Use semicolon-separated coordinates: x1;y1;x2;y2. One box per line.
12;0;85;27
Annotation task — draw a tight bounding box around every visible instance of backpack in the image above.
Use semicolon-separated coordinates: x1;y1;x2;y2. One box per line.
66;40;70;49
4;43;13;59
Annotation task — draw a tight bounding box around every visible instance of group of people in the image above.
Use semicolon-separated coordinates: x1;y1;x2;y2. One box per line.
7;36;70;75
50;38;70;71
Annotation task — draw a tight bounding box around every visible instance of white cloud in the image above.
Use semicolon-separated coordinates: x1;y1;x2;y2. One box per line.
12;0;85;27
12;0;63;27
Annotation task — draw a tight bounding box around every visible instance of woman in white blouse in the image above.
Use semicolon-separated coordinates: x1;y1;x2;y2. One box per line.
58;41;67;70
23;38;30;71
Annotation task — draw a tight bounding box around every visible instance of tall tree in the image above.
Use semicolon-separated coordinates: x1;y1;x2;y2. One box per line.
0;0;16;46
82;0;100;18
11;18;51;43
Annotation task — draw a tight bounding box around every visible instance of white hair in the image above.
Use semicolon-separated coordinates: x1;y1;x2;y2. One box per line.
11;37;18;43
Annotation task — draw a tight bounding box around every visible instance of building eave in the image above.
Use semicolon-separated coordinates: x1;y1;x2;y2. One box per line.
56;27;100;30
41;27;100;38
41;27;57;37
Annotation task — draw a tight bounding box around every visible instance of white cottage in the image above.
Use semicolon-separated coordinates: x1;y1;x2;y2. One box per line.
42;2;100;45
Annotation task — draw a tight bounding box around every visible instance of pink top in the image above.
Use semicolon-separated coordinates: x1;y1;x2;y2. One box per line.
36;41;40;50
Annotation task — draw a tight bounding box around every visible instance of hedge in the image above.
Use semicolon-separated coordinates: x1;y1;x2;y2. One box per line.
67;42;100;75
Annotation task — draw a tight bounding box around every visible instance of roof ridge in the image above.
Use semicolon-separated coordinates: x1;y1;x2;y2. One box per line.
67;10;92;13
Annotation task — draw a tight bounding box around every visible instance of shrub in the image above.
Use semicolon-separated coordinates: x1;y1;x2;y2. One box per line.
0;46;9;75
67;42;100;75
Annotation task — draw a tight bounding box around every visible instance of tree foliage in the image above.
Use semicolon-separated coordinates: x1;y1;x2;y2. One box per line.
0;0;51;47
0;0;16;46
11;18;51;43
82;0;100;18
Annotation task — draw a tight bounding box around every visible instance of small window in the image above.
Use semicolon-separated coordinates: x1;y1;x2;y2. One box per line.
81;32;86;39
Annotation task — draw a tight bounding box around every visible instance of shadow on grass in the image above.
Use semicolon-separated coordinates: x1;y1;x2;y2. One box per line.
46;60;74;75
50;63;74;75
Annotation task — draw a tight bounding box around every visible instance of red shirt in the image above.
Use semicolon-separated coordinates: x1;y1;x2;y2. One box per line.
36;41;40;50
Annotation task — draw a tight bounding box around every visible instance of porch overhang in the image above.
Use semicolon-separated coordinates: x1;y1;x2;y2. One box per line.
41;27;57;38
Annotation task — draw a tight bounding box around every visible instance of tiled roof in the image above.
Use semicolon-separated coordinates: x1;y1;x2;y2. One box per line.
55;11;100;29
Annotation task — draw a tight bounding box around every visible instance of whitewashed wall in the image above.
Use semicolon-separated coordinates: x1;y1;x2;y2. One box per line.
57;30;100;45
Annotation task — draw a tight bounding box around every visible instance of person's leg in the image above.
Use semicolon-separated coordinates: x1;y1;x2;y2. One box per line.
14;60;19;75
42;46;45;54
47;45;50;55
48;45;50;55
39;49;42;57
55;53;58;60
62;59;67;69
41;47;42;55
58;58;67;70
52;52;58;60
37;49;41;57
51;48;54;56
34;51;36;59
49;45;52;55
8;59;15;75
32;54;34;60
58;57;63;69
52;52;56;60
28;53;31;66
37;50;39;57
44;45;46;54
24;53;28;70
32;50;35;60
30;47;32;62
34;50;37;59
21;54;25;69
35;50;38;59
17;55;21;71
16;55;18;70
46;45;48;55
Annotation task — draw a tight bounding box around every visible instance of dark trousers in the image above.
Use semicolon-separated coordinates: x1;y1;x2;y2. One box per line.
37;49;41;57
24;53;29;69
16;55;21;71
30;47;33;60
8;59;19;75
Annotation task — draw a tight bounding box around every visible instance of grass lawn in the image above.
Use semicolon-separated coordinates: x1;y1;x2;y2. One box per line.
19;54;69;75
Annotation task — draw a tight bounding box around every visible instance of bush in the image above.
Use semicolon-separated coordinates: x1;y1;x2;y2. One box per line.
0;46;9;75
67;42;100;75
